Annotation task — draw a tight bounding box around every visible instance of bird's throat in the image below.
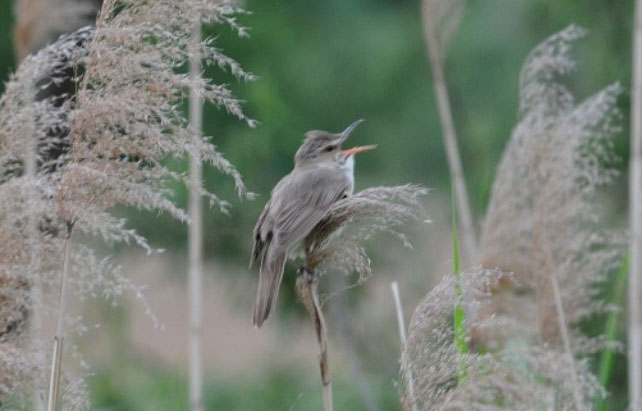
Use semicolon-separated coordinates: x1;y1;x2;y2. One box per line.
342;155;355;191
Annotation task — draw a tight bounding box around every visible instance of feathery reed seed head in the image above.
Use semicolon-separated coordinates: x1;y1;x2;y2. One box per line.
303;184;429;282
0;0;253;406
403;26;624;410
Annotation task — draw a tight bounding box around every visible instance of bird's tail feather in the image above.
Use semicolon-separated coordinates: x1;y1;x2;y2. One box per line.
252;249;286;327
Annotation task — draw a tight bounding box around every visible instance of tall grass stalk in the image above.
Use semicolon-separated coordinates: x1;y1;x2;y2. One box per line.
451;190;467;368
391;281;418;411
24;108;45;411
548;253;584;410
12;5;98;407
630;0;642;407
597;255;629;411
46;234;72;411
421;0;477;265
188;16;204;411
532;187;583;410
28;167;46;411
296;273;333;411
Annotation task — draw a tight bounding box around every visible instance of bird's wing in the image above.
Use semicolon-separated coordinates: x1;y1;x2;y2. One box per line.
250;166;349;327
271;166;350;253
250;199;271;268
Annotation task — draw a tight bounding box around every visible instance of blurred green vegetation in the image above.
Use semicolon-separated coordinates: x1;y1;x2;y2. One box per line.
0;0;633;409
0;0;630;257
133;0;632;260
89;364;400;411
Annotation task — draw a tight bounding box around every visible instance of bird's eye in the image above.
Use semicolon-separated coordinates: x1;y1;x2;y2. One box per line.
325;145;336;152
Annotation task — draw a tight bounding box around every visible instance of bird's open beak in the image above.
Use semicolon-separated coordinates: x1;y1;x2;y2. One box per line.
342;144;377;157
338;119;375;156
339;119;365;143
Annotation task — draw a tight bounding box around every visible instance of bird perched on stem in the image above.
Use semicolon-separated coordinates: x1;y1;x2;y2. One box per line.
250;120;376;327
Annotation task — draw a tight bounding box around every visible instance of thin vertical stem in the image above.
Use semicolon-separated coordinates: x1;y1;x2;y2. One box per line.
550;272;584;410
46;235;72;411
535;220;584;410
188;15;204;411
450;189;468;384
313;281;333;411
420;0;477;266
597;255;629;411
33;280;45;411
24;115;46;411
296;271;333;411
630;0;642;407
390;282;418;411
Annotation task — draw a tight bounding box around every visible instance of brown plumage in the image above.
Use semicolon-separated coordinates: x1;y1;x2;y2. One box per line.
250;120;376;327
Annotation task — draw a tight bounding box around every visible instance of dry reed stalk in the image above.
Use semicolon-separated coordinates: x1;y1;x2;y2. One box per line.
296;271;332;411
534;202;584;409
548;263;584;410
0;28;90;405
46;233;72;411
22;96;46;411
630;0;642;407
390;281;418;411
420;0;476;265
188;15;204;411
27;152;46;411
550;272;584;410
11;3;100;407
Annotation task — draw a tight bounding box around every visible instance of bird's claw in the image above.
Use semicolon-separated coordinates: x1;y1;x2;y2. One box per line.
297;266;318;283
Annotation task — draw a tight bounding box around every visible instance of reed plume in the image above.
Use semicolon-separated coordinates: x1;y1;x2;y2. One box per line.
404;267;604;410
403;26;624;410
480;25;623;348
0;29;91;405
303;185;429;279
296;184;428;411
0;0;253;407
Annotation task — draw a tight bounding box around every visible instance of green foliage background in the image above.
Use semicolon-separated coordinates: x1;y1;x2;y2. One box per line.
0;0;629;256
0;0;632;409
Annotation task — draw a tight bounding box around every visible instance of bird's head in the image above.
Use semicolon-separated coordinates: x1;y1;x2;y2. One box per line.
294;119;376;167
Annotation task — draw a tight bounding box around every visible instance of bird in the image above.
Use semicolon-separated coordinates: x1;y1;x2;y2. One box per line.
250;119;376;327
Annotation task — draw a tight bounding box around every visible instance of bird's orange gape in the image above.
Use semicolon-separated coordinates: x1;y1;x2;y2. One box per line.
341;144;377;156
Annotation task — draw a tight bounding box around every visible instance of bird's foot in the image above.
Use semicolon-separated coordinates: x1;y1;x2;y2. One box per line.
297;266;318;284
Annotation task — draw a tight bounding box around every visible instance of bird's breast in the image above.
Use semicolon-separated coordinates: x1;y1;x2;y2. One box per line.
342;156;355;194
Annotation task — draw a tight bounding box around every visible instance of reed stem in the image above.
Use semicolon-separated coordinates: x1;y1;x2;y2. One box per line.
630;0;642;407
188;15;204;411
391;282;418;411
296;270;333;411
46;234;72;411
421;0;477;265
